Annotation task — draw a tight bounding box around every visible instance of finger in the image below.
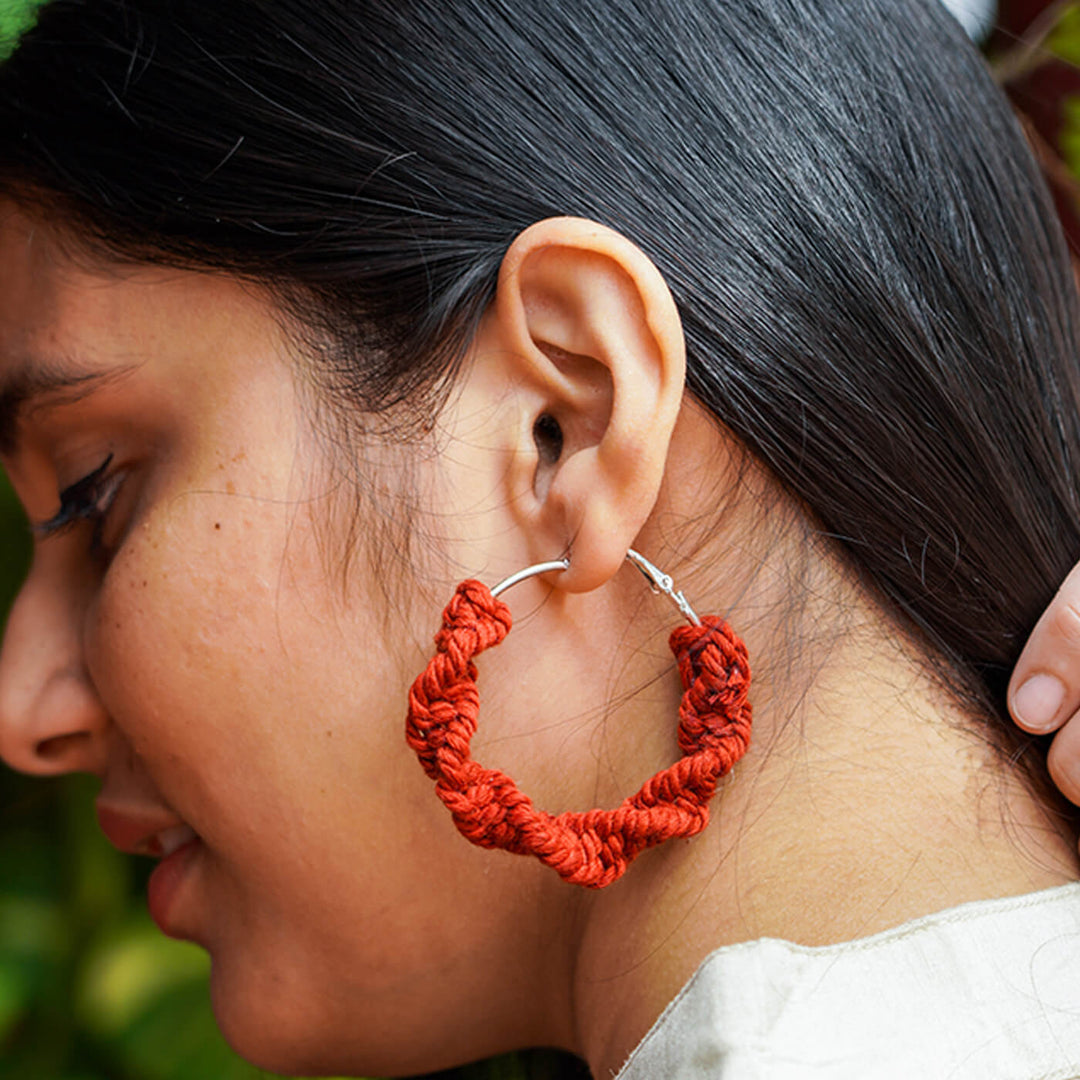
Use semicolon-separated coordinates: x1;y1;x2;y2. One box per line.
1008;561;1080;734
1047;713;1080;807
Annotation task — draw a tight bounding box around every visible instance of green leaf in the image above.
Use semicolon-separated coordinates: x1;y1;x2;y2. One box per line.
1047;4;1080;67
61;775;132;924
0;959;32;1044
0;893;69;963
0;0;50;62
0;825;63;898
1058;95;1080;182
75;911;209;1039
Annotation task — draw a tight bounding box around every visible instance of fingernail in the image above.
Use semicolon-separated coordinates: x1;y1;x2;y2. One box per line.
1012;674;1066;732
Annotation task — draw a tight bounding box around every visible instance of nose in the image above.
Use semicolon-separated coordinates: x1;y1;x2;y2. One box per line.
0;554;110;776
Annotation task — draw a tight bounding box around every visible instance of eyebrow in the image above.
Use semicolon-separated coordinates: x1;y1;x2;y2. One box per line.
0;358;139;455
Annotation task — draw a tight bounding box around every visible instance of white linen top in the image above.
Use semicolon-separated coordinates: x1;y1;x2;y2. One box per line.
615;883;1080;1079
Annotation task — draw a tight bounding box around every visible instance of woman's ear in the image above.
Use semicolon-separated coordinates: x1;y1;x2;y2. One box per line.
487;217;686;593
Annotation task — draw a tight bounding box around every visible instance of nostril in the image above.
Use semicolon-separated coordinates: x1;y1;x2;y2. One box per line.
36;731;90;763
0;613;111;776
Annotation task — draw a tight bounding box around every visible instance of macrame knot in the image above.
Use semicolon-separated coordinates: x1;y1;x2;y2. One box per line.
406;581;752;888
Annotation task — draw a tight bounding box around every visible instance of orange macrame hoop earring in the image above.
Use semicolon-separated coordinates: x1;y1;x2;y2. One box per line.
406;550;752;889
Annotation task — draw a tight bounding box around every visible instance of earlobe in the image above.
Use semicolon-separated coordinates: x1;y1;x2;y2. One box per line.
492;217;687;593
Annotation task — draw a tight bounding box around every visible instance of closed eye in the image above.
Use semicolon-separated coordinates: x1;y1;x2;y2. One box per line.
34;453;118;541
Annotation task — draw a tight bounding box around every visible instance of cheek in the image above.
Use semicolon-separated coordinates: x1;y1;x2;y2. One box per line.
87;498;334;830
86;490;436;875
92;506;280;732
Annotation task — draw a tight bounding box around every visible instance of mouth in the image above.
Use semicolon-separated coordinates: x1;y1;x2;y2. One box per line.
95;801;205;938
144;822;199;858
95;801;201;857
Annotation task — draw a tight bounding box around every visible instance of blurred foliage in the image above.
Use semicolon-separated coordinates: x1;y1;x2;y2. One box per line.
997;1;1080;182
1047;2;1080;66
1060;93;1080;171
1051;7;1080;173
0;0;47;60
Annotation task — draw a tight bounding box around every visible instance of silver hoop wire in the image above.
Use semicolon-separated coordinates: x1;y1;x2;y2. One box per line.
490;548;701;626
490;558;570;597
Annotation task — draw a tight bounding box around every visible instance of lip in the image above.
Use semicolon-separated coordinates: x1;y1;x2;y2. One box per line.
147;837;203;937
96;801;188;855
96;799;204;939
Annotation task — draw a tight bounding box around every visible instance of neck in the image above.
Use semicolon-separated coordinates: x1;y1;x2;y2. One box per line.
565;432;1078;1077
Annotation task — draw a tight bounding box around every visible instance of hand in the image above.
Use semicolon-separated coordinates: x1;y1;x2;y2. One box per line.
1010;562;1080;804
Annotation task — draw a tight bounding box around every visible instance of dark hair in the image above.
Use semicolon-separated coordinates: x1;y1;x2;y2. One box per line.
4;0;1080;818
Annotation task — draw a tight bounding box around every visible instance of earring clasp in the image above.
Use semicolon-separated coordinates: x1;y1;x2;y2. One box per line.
625;548;701;626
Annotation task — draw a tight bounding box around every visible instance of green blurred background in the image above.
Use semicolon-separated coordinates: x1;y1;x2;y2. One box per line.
3;1;1080;1078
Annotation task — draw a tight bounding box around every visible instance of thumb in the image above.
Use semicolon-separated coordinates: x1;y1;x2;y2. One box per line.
1009;562;1080;736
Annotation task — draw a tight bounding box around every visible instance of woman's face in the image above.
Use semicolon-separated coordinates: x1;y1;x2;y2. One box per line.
0;203;579;1074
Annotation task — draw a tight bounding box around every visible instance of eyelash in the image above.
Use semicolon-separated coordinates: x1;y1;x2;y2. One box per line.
34;454;121;553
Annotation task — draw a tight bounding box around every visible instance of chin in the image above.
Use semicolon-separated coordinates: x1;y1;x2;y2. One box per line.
207;954;451;1079
208;956;346;1076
